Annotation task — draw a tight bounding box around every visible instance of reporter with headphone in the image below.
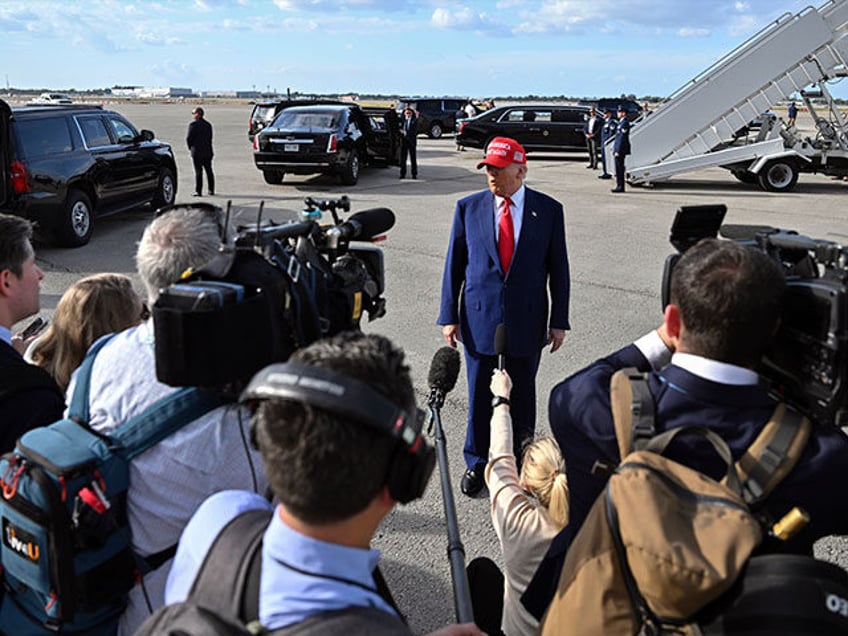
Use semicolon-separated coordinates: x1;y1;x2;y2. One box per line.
164;332;483;635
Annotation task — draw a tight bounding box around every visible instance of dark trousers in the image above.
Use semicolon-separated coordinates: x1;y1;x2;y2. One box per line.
193;155;215;195
400;139;417;177
614;154;627;191
463;347;541;470
586;137;598;168
467;557;506;636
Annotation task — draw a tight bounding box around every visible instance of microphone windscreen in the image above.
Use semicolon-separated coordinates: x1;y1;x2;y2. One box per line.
719;224;776;240
428;346;461;393
349;208;395;239
494;323;508;356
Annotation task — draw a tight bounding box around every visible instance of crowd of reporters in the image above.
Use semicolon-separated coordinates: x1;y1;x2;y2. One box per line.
2;191;848;635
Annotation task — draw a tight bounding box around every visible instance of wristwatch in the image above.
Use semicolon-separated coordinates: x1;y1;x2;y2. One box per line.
491;395;510;408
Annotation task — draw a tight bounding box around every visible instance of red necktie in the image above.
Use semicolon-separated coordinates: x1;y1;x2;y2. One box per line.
498;197;515;273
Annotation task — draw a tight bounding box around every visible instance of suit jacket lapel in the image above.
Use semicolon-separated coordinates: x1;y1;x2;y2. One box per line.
474;191;502;274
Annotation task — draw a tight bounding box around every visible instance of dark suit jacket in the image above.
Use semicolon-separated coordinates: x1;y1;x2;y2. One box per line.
187;118;214;159
522;342;848;619
583;116;602;138
0;339;64;453
400;115;418;144
601;117;616;143
437;188;570;357
613;117;631;155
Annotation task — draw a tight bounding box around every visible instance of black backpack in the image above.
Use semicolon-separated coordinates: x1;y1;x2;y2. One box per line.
135;509;412;636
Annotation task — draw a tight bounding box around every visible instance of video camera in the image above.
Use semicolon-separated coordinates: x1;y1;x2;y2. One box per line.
662;204;848;428
152;197;394;391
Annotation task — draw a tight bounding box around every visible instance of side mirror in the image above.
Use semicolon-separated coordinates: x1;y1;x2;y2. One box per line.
139;129;155;142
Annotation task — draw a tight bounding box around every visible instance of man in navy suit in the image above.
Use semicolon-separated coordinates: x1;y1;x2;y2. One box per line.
598;109;616;180
399;106;418;179
187;107;215;196
0;214;64;453
611;105;631;193
583;107;603;170
521;238;848;620
438;137;570;496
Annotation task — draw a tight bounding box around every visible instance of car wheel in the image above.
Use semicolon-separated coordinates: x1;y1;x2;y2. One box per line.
731;169;757;184
262;170;284;184
429;122;443;139
339;151;360;185
152;168;176;209
57;190;94;247
757;160;798;192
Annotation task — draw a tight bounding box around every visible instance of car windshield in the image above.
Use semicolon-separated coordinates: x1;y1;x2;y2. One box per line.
273;110;339;131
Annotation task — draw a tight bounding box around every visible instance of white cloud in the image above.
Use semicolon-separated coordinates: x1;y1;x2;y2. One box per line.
678;27;710;37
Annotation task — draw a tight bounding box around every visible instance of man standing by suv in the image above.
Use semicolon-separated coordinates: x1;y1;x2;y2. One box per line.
187;107;215;197
0;214;64;452
399;106;418;179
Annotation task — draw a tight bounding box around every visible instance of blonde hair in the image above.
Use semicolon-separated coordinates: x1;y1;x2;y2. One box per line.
30;274;144;393
520;436;570;529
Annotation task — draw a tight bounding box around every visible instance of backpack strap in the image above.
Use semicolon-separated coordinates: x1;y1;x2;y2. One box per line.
610;367;656;459
110;387;228;461
66;334;118;423
734;403;811;506
189;508;273;621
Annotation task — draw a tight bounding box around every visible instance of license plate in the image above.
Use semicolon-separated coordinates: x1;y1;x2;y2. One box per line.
284;144;299;152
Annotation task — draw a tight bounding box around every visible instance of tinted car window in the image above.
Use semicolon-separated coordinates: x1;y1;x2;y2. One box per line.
77;116;112;148
107;116;137;143
15;117;72;159
273;110;339;130
552;109;585;123
444;100;464;112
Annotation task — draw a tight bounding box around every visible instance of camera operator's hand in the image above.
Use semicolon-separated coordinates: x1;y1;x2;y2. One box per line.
490;368;512;402
426;623;487;636
442;324;461;348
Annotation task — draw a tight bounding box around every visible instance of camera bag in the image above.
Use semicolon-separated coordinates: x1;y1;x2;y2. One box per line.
0;334;224;635
540;368;815;636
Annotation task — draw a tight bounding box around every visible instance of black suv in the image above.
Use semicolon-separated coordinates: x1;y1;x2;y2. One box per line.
253;104;399;185
396;98;465;139
0;100;177;246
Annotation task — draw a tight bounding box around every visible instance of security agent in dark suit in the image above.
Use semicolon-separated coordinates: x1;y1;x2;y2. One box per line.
521;238;848;620
399;106;418;179
0;214;64;453
186;107;215;196
611;105;631;193
598;109;616;180
438;137;571;496
582;108;603;170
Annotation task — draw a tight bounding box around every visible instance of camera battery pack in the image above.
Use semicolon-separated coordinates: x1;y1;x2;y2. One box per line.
156;281;245;311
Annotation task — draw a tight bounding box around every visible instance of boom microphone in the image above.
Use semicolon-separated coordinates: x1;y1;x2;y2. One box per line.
428;346;461;395
335;208;396;241
495;323;507;370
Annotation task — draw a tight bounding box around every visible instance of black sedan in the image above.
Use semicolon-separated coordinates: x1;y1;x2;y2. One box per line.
253;104;399;186
456;104;591;153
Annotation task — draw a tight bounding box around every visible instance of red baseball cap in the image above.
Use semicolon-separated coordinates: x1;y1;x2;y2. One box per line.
477;137;527;169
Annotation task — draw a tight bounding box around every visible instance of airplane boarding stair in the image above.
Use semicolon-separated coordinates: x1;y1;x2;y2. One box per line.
620;0;848;189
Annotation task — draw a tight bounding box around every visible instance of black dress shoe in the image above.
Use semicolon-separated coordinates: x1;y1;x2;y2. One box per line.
461;468;484;496
599;174;612;180
611;188;625;193
192;192;202;197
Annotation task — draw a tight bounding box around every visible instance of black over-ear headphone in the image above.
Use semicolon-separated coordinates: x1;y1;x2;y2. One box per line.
154;201;228;242
240;362;435;504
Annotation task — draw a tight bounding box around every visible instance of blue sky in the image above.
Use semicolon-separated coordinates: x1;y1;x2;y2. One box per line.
1;0;846;100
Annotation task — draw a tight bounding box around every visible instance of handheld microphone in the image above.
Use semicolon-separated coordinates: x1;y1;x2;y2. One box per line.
495;323;508;370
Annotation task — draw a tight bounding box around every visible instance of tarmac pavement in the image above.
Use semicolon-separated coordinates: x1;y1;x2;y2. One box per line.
25;102;848;633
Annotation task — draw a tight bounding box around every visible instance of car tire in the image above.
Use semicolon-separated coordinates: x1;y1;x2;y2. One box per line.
429;122;443;139
152;168;176;209
57;190;94;247
339;151;360;185
262;170;284;185
757;160;799;192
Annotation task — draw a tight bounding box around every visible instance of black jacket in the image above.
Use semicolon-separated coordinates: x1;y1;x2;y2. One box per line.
0;339;65;453
187;118;214;159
